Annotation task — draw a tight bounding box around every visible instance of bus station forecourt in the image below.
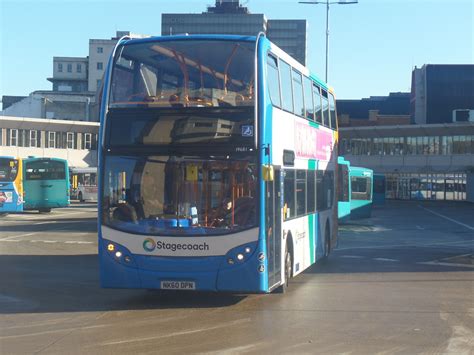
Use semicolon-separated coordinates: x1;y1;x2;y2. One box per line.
1;34;473;353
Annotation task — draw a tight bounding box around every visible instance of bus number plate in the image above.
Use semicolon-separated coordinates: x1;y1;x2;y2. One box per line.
160;281;196;290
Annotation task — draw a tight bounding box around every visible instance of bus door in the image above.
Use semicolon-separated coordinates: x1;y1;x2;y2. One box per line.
266;168;282;289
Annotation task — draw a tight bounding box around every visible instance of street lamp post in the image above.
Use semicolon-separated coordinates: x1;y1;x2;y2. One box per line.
299;0;358;83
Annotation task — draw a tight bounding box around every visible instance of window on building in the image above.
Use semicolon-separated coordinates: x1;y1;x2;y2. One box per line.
292;69;304;117
30;130;37;148
67;132;74;149
67;64;72;73
279;60;293;113
10;129;18;146
84;133;92;149
97;47;103;53
77;64;82;73
58;63;63;72
97;62;103;70
266;54;281;107
97;79;102;89
48;131;56;148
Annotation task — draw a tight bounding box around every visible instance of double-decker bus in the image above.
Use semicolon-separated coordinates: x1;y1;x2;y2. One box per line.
0;156;23;213
23;158;70;212
349;166;373;219
70;167;98;202
99;34;339;293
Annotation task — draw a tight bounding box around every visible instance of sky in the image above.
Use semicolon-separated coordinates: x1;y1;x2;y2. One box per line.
0;0;472;100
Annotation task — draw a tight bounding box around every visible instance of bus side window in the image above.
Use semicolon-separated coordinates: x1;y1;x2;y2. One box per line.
284;170;295;219
279;60;293;113
329;93;337;130
292;69;304;117
267;53;281;108
303;76;314;121
321;89;330;128
313;84;322;125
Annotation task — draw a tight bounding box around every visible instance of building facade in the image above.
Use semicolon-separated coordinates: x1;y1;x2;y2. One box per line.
0;116;99;168
161;0;307;65
411;64;474;125
339;123;474;201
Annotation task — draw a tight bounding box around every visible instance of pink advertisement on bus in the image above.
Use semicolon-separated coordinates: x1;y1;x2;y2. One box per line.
295;122;333;161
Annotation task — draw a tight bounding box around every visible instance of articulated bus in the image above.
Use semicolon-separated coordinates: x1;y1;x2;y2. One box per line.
0;156;23;213
23;158;70;212
70;167;98;202
98;34;339;293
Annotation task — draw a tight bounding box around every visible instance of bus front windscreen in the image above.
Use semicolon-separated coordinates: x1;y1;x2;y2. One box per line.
109;39;255;108
102;154;258;236
0;158;19;182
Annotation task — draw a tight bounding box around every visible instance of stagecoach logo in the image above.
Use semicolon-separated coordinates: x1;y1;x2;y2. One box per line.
143;238;156;252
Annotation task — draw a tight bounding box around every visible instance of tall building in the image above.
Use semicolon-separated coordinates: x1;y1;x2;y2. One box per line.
411;64;474;125
2;31;147;121
161;0;307;65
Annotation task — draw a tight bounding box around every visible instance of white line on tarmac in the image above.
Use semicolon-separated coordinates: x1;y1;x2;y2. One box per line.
0;232;38;241
373;257;399;262
419;205;474;231
417;261;474;269
335;240;474;252
340;255;364;259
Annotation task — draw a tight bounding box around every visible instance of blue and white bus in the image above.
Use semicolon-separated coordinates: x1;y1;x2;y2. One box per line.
0;156;23;213
99;34;339;293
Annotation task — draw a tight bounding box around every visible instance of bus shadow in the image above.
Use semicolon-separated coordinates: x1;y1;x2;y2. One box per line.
0;218;98;233
0;254;246;314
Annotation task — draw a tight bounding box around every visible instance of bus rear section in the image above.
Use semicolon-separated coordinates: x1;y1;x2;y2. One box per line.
23;158;70;212
349;166;373;219
71;167;98;202
0;157;23;213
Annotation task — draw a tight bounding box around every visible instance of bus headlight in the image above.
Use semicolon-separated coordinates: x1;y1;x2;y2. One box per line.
236;253;244;261
107;244;115;251
245;247;251;254
115;251;122;258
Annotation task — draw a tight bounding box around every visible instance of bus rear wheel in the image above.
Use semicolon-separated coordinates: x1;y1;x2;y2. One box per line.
39;208;51;213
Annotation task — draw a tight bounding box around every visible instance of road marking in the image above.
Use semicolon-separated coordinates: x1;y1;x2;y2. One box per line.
373;258;399;262
340;255;364;259
1;239;94;245
0;232;38;241
98;318;251;347
336;240;474;251
419;205;474;231
418;261;474;269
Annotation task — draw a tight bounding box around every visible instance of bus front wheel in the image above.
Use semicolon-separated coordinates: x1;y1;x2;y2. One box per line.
275;244;292;293
39;208;51;213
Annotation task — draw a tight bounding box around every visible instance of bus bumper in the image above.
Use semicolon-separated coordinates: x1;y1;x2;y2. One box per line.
100;239;266;293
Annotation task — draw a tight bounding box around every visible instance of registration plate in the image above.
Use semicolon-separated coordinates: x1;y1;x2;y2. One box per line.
160;281;196;290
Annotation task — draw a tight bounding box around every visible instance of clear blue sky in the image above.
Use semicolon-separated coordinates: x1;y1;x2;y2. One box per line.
0;0;472;99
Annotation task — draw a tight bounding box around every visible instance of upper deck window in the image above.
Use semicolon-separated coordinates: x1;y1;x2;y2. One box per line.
109;40;255;108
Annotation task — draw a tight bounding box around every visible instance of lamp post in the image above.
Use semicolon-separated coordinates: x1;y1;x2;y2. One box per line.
299;0;358;83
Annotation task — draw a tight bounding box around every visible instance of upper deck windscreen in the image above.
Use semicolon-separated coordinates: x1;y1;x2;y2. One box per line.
109;39;255;108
